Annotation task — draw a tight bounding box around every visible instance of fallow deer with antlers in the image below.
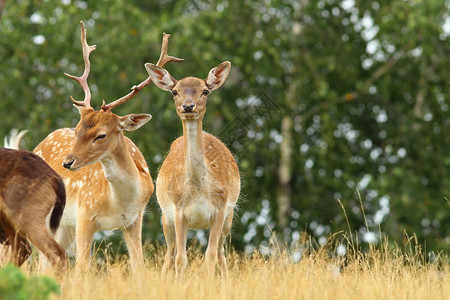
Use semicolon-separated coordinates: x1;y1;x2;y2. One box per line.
33;21;183;270
145;61;240;279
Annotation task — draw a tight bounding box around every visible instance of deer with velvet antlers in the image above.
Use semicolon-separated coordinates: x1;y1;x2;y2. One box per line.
145;61;240;279
33;21;183;270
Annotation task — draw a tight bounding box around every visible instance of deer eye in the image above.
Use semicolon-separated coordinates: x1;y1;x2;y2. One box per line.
202;90;210;96
94;134;106;141
171;90;178;96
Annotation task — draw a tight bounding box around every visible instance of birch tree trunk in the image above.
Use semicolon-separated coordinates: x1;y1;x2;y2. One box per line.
276;0;305;244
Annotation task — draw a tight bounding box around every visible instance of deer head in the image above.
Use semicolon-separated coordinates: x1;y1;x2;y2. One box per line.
62;109;151;170
144;61;231;121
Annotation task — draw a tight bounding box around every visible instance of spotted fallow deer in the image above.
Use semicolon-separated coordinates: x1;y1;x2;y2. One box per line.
33;21;183;270
145;61;240;278
0;147;66;269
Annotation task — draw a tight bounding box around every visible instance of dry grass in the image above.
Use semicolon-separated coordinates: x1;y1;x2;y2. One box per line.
6;195;448;299
19;238;448;300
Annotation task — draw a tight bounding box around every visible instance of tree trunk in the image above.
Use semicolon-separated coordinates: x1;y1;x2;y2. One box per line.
275;0;305;246
277;114;293;232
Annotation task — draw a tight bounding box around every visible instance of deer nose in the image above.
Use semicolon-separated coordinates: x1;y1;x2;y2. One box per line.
182;103;195;113
63;159;74;169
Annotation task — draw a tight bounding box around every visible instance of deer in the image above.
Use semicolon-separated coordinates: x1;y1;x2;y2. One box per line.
0;145;66;270
145;61;240;279
33;21;183;270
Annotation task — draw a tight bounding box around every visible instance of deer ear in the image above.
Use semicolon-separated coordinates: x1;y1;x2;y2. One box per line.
118;114;152;131
73;103;84;114
206;61;231;91
145;63;177;91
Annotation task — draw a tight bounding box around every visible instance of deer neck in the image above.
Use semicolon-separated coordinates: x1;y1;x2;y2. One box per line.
100;134;141;202
182;119;207;184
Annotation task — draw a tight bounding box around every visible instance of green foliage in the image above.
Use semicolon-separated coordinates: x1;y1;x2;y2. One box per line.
0;0;448;254
0;264;60;300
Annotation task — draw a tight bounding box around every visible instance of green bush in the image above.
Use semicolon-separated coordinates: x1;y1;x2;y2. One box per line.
0;264;60;300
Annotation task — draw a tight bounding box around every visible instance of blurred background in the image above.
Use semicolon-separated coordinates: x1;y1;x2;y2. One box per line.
0;0;449;256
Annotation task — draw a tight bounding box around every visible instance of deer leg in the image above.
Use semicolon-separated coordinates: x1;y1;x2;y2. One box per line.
76;217;95;270
174;207;188;280
205;209;226;278
26;227;66;271
161;213;176;275
0;215;31;267
0;219;13;264
122;211;144;271
41;225;74;270
217;210;233;278
9;215;66;270
12;234;32;267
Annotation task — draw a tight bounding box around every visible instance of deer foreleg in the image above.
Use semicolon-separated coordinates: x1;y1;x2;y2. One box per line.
174;207;188;280
122;211;145;271
76;217;95;271
217;210;233;278
205;209;226;278
161;213;176;276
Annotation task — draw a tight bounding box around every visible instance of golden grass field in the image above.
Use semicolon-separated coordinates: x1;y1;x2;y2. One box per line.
17;236;446;300
2;198;448;299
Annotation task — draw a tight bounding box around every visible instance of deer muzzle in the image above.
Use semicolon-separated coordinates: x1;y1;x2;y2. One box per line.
182;103;195;113
63;157;75;170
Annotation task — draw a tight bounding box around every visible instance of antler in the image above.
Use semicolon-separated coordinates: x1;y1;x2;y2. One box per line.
101;33;184;112
64;21;96;108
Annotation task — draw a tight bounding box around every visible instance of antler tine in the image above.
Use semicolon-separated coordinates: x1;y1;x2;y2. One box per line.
155;33;185;67
65;21;97;108
101;32;184;112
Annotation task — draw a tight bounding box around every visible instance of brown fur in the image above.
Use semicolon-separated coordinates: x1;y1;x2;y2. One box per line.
0;148;66;268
